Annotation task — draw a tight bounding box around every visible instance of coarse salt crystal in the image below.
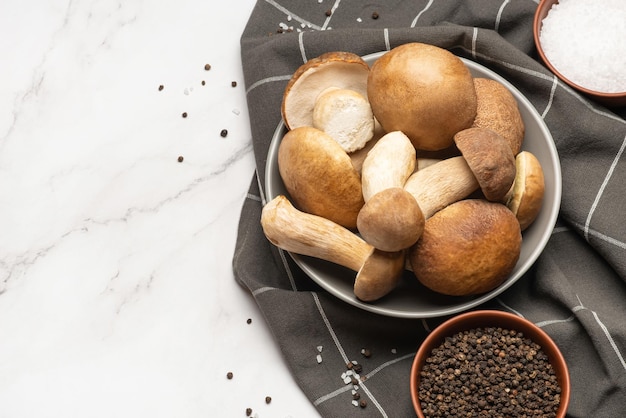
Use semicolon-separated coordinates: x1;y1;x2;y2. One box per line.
352;400;359;407
316;354;323;363
357;17;362;22
539;0;626;93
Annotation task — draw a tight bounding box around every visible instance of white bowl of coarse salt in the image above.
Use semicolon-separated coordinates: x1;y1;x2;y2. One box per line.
533;0;626;107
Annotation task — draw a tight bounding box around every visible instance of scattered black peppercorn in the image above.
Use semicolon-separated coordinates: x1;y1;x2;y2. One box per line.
361;348;371;358
226;372;233;379
246;318;252;324
204;63;211;71
359;399;367;408
182;112;188;118
231;81;237;87
265;396;272;404
201;80;206;86
418;327;561;417
177;156;184;163
325;9;332;16
353;392;360;400
372;11;379;19
158;85;164;91
245;407;252;416
220;129;228;137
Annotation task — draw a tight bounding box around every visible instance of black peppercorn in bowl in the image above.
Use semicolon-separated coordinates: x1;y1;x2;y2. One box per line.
410;310;570;417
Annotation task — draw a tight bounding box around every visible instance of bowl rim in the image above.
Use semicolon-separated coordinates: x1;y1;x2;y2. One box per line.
410;310;571;417
265;50;562;318
533;0;626;103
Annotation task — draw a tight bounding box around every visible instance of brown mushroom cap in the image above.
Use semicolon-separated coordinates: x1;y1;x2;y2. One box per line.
409;199;522;296
454;127;516;202
367;43;477;151
472;78;525;155
281;51;370;130
278;126;364;229
505;151;545;230
357;187;425;252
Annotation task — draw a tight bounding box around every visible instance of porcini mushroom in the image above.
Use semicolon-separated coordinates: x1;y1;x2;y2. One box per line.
472;78;525;155
357;131;424;252
453;127;516;202
282;51;370;130
403;128;515;219
261;195;405;301
404;156;479;219
409;199;522;296
503;151;545;230
278;126;364;229
312;87;375;153
367;43;477;151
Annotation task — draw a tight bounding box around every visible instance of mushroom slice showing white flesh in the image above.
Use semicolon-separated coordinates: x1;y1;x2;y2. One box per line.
281;51;370;130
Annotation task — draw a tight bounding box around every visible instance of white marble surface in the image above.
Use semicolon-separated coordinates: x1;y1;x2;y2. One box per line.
0;1;319;416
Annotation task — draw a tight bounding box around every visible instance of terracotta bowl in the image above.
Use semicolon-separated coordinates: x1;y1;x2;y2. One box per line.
533;0;626;107
410;310;570;417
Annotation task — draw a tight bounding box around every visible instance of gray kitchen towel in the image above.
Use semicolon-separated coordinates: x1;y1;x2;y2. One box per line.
233;1;626;417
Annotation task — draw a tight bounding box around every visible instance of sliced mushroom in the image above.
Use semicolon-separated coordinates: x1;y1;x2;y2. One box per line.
409;199;522;296
281;51;370;130
278;126;364;229
357;131;424;252
312;87;375;153
503;151;545;230
472;78;525;155
261;195;405;301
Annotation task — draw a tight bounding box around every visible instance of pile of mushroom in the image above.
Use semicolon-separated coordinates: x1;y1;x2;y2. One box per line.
261;44;545;302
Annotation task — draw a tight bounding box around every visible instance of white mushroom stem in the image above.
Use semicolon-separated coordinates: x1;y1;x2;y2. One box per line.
261;195;374;271
361;131;416;202
403;156;479;219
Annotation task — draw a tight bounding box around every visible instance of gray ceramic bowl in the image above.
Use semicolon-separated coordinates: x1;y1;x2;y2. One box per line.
265;51;562;318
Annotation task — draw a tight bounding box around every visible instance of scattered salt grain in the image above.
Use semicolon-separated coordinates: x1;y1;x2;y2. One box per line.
539;0;626;93
356;17;362;23
317;345;323;352
279;22;289;30
352;400;359;407
287;15;292;21
391;348;397;354
316;354;323;364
